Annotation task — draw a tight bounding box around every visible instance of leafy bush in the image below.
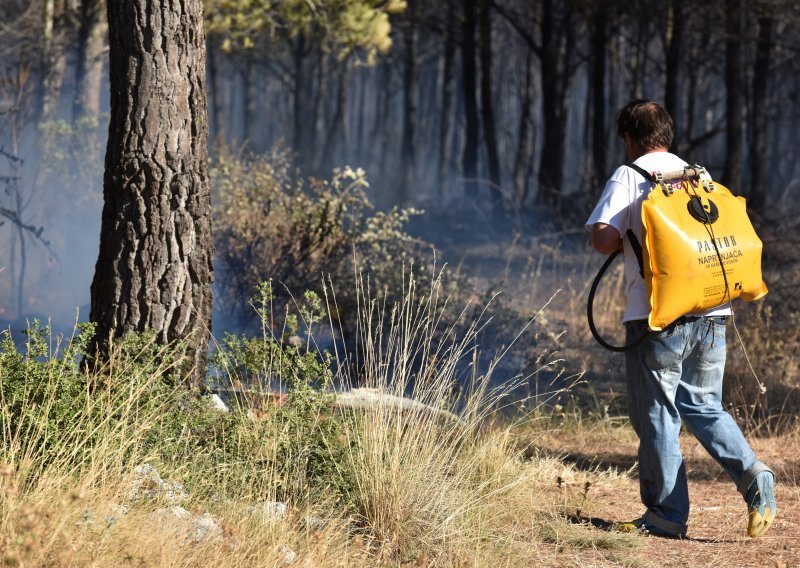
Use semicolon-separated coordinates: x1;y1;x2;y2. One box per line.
212;145;426;333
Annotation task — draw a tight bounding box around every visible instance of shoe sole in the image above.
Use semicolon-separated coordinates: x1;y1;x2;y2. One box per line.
748;507;775;538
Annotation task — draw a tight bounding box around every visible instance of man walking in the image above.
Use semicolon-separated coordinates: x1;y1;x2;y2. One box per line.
585;99;776;538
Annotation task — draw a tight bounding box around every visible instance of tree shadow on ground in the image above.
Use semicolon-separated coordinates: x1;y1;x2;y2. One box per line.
532;445;800;486
564;514;738;544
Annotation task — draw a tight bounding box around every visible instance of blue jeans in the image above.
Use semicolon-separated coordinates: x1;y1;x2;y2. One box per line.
624;316;770;536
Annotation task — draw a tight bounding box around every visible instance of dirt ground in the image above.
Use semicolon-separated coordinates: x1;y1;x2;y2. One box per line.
536;428;800;567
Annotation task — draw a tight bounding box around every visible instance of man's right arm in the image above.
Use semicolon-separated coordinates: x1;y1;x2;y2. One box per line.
591;223;622;254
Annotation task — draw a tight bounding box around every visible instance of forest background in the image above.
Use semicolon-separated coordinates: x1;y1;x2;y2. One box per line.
0;1;799;566
1;0;800;418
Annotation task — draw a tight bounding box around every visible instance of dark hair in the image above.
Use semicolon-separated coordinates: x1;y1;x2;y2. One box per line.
616;99;673;150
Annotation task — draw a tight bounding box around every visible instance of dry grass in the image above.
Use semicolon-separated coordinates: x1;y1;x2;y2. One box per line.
0;273;645;567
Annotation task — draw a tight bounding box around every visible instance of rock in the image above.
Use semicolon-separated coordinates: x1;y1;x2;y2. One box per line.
250;501;287;521
276;544;297;565
303;515;331;530
129;463;188;504
105;504;129;528
207;393;230;412
149;506;192;523
189;513;223;543
78;503;130;530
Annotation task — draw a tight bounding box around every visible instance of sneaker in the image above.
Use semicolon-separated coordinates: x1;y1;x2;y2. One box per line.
614;518;683;539
746;470;776;537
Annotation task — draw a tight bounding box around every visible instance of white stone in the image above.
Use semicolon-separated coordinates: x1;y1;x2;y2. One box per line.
250;501;287;520
207;393;230;412
129;463;188;504
276;544;297;565
189;513;223;543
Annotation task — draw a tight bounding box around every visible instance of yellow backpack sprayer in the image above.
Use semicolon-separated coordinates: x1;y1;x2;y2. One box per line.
588;164;767;352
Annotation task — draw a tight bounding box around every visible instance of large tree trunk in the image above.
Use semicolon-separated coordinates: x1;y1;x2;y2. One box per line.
461;0;480;200
479;0;502;217
722;0;743;188
72;0;107;122
90;0;214;384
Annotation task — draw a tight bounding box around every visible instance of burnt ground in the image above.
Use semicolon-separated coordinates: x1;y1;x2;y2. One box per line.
535;428;800;567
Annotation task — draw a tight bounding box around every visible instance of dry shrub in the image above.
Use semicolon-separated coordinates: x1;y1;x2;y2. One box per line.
723;211;800;435
212;145;425;333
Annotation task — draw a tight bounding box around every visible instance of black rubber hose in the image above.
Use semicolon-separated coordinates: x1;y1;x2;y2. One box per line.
587;251;649;352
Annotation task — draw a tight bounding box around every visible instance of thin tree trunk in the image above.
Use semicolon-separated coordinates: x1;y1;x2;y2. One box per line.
536;0;570;209
244;54;259;150
748;15;774;211
293;36;309;166
208;37;225;143
722;0;743;188
590;7;608;200
73;0;107;121
40;0;67;122
400;2;418;206
321;63;349;173
461;0;480;200
663;0;684;125
479;0;502;216
90;0;214;383
436;0;455;207
512;50;534;209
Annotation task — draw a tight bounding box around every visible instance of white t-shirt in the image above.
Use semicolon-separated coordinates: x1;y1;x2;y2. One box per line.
585;151;731;322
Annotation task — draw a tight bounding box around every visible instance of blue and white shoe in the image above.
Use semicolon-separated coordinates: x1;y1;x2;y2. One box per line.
746;470;776;537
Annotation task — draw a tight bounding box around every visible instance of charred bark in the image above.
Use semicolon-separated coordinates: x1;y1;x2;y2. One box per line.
90;0;214;384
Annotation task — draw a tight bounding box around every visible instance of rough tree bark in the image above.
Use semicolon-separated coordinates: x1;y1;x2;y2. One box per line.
90;0;214;384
